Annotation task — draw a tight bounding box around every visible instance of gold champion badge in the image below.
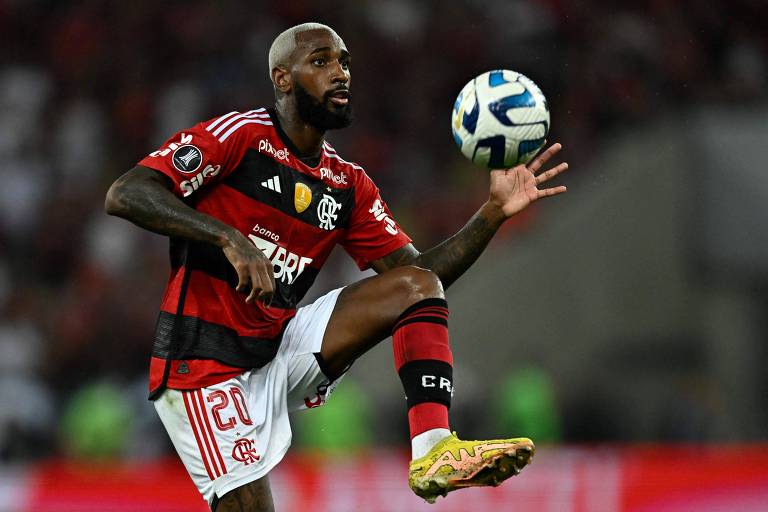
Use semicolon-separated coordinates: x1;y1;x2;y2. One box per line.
294;182;312;213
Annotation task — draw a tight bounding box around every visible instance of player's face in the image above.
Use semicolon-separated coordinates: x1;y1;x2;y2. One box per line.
291;29;353;130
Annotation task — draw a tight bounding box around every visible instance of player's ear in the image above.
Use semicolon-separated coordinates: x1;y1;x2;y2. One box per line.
272;67;291;93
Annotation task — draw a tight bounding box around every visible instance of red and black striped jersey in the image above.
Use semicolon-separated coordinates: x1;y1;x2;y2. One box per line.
138;107;411;397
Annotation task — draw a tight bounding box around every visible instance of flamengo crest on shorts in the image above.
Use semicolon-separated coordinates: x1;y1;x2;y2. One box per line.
231;438;260;465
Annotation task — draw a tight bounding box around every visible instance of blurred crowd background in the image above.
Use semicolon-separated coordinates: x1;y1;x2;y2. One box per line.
1;0;767;466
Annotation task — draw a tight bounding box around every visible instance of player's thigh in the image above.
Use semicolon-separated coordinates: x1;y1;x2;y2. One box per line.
214;477;274;512
284;351;345;412
320;265;444;376
277;289;346;411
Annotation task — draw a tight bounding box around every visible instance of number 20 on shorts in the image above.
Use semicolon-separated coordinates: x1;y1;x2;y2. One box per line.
206;387;253;431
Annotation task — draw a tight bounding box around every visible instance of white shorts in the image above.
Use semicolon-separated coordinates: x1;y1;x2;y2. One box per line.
154;287;344;506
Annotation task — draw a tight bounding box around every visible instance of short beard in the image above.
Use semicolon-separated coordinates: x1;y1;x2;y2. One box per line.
294;81;353;131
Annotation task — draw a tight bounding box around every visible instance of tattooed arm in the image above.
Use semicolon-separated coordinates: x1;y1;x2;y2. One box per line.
371;143;569;289
371;204;505;289
105;165;235;245
105;165;275;304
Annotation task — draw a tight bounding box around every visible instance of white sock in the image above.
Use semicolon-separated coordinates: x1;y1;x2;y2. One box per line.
411;428;452;460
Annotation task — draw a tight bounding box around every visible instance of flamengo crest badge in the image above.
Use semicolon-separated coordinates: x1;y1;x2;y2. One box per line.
231;438;260;466
294;183;312;213
317;194;342;230
172;145;203;174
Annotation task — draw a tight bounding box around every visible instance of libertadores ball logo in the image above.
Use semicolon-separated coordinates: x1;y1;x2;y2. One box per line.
172;145;203;173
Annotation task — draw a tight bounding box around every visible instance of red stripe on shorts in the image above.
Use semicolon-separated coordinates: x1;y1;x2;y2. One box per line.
182;391;215;480
196;389;227;476
189;390;222;478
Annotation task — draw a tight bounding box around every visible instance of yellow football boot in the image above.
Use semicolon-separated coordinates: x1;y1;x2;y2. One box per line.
408;432;534;503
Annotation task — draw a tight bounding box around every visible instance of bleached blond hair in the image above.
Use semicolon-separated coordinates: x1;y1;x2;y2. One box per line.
268;22;340;79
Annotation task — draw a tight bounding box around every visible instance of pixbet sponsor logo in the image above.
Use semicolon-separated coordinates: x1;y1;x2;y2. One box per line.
257;138;289;161
369;198;398;235
320;167;347;185
180;164;221;197
247;233;312;285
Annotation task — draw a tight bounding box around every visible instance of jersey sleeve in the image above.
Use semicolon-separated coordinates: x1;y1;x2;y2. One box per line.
137;114;252;198
341;171;412;270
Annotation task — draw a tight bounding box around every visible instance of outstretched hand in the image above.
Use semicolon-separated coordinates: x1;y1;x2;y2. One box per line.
488;142;568;219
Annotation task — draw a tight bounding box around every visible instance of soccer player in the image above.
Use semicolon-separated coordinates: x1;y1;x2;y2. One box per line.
105;22;567;512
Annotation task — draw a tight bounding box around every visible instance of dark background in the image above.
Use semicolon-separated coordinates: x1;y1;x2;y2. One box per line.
1;0;766;464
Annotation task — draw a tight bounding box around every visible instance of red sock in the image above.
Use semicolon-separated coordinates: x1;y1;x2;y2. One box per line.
392;298;453;439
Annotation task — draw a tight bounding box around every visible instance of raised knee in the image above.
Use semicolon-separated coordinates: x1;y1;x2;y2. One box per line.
391;265;444;304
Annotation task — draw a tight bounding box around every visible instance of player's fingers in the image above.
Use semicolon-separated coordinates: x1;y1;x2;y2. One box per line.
234;262;250;293
256;266;275;306
258;288;274;306
245;261;274;306
529;142;562;172
536;185;567;199
245;279;261;303
535;162;569;185
528;142;562;173
244;261;265;303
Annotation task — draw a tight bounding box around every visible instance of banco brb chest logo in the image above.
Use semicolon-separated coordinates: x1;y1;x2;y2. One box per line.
317;194;342;230
232;438;260;465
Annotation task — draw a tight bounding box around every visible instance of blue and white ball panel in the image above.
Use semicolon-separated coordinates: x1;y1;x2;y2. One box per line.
451;70;549;169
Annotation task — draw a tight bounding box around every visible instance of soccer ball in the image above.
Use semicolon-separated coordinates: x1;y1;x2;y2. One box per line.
451;70;549;169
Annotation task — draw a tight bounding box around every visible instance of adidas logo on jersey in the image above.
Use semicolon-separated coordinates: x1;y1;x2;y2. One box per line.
261;176;281;193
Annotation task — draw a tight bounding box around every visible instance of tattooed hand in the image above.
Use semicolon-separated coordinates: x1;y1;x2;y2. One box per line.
221;230;276;306
372;143;569;289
